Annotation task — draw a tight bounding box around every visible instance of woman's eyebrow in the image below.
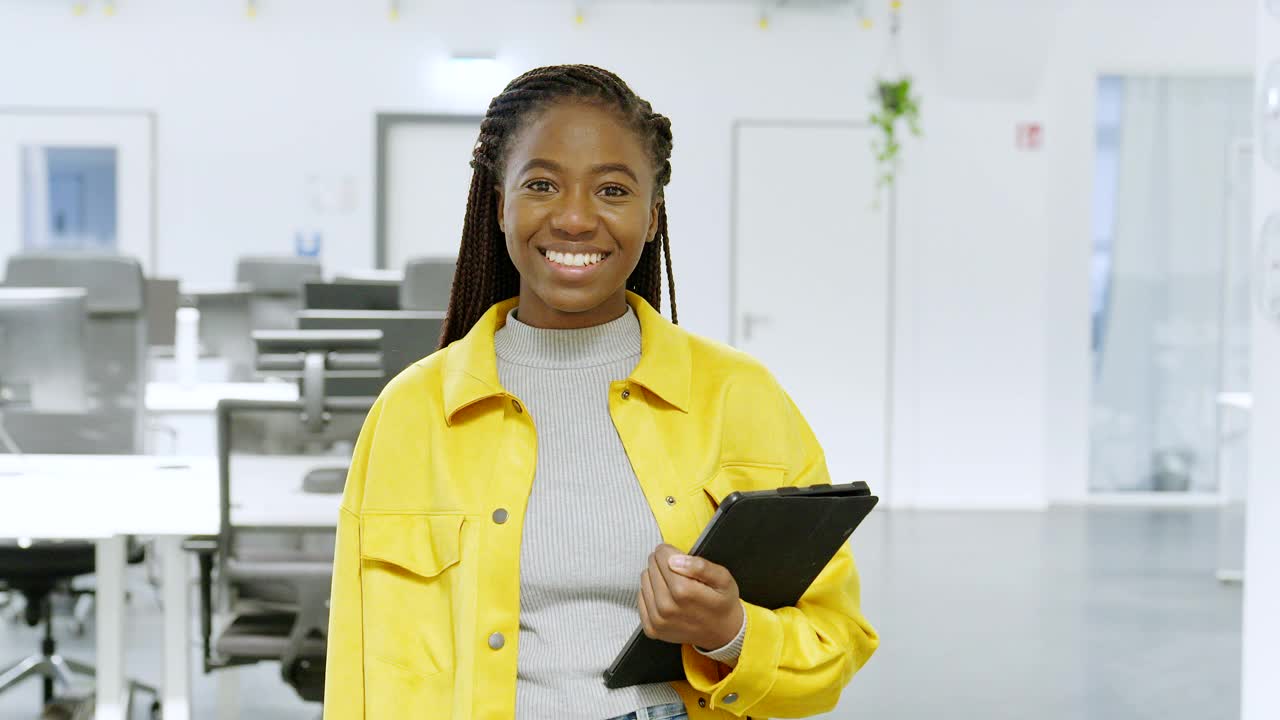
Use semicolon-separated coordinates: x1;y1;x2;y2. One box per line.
591;163;639;183
518;158;639;183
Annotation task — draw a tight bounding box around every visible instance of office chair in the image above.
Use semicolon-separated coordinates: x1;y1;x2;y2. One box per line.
0;545;156;716
236;257;322;332
3;253;149;454
400;256;457;312
0;254;157;713
190;397;372;706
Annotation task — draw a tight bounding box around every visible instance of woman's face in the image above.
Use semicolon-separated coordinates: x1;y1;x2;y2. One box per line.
497;101;660;329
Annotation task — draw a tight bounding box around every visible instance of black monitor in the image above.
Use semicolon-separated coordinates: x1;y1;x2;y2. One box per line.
296;310;444;392
303;282;400;312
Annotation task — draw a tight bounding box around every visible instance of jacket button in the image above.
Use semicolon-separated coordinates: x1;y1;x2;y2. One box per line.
723;692;739;704
621;388;631;400
511;399;523;413
488;632;505;650
698;698;707;709
492;508;509;525
665;496;676;506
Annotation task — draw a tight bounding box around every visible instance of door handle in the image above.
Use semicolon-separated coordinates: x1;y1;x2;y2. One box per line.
741;313;772;342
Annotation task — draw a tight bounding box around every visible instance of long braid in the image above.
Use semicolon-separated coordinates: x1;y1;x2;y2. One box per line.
439;64;679;348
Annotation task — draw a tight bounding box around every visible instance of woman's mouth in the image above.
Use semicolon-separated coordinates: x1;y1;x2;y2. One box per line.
540;248;610;268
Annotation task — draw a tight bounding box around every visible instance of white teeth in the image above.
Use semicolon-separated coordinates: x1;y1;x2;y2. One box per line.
546;250;605;268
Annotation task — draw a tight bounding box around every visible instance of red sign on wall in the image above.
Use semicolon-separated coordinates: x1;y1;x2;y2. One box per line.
1016;123;1043;151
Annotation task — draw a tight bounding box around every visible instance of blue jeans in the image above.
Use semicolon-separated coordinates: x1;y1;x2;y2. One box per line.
605;702;689;720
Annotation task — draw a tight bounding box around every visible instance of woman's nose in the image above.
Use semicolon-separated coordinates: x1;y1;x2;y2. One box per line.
550;189;597;236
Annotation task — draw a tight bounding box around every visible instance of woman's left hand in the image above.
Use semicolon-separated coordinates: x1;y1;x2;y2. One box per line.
638;544;745;650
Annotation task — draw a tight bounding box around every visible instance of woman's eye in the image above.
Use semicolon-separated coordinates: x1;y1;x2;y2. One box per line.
526;180;555;193
600;185;630;198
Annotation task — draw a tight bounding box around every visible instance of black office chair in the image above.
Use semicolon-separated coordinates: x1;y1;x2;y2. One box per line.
191;397;371;705
236;256;323;332
0;545;156;715
0;254;158;713
400;256;457;312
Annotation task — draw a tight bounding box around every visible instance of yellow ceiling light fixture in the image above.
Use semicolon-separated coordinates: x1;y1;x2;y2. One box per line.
389;0;400;22
246;0;258;19
855;0;872;29
104;1;117;16
71;1;88;16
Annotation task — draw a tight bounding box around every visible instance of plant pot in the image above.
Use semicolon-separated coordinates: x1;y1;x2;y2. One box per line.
878;81;906;114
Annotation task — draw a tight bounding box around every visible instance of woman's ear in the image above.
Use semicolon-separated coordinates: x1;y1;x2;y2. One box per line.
646;201;662;243
495;186;506;232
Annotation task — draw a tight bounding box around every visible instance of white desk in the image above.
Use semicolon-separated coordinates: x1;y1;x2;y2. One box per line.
145;382;300;456
145;382;300;414
0;456;218;720
230;456;347;529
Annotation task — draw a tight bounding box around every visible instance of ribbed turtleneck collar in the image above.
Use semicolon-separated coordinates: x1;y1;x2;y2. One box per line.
493;307;642;369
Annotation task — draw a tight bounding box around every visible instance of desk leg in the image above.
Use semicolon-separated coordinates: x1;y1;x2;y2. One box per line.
94;536;127;720
159;536;192;720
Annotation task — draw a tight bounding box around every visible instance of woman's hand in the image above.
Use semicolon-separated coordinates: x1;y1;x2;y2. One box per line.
638;543;745;651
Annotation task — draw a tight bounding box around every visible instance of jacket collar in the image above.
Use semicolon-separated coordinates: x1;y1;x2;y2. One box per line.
442;291;691;424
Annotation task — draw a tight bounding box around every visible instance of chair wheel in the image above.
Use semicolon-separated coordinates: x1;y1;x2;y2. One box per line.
151;700;163;719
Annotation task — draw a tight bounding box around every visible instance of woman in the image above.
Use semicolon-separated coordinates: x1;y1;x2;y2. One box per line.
325;65;877;720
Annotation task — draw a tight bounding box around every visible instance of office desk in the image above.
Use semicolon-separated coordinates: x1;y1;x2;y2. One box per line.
228;455;347;529
145;383;300;456
0;455;218;720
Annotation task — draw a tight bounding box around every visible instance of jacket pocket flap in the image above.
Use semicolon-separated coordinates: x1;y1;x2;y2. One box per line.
701;462;788;506
360;514;463;579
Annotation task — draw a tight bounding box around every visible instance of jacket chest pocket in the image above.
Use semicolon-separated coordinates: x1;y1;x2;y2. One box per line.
689;462;788;528
359;513;464;678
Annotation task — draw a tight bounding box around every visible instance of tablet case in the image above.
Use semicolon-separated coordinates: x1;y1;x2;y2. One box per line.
603;482;879;689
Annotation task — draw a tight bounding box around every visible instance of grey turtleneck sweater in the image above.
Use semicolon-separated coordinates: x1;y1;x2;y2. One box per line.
494;307;742;720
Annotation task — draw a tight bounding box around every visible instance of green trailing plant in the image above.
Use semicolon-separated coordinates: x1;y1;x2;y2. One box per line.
870;76;922;190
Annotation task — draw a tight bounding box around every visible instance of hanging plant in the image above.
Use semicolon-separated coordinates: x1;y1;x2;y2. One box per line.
869;1;921;196
869;76;921;189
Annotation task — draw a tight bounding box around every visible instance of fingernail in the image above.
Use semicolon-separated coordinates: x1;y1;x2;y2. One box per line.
670;555;691;570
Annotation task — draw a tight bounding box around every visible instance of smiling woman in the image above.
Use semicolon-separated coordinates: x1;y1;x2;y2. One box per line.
437;64;677;344
323;64;877;720
496;102;663;328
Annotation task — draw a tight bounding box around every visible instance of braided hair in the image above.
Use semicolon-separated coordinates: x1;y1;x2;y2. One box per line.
438;64;677;348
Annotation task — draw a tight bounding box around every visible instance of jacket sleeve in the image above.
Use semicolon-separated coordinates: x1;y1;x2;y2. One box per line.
323;398;384;719
681;387;879;718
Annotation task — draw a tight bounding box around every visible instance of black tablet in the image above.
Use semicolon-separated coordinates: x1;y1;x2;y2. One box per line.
603;481;879;689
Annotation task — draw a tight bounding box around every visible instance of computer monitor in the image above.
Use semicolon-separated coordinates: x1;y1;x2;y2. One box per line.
296;310;444;392
0;288;89;412
303;282;401;312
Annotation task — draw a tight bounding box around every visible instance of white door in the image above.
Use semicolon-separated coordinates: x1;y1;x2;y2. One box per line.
0;112;154;271
733;123;889;493
385;118;481;270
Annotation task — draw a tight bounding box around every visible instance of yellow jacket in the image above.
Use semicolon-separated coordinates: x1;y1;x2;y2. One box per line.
324;292;877;719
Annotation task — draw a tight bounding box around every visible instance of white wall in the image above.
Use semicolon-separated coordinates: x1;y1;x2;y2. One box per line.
0;0;1259;509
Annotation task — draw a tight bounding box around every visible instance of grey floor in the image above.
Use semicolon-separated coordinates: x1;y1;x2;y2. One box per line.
0;507;1245;719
